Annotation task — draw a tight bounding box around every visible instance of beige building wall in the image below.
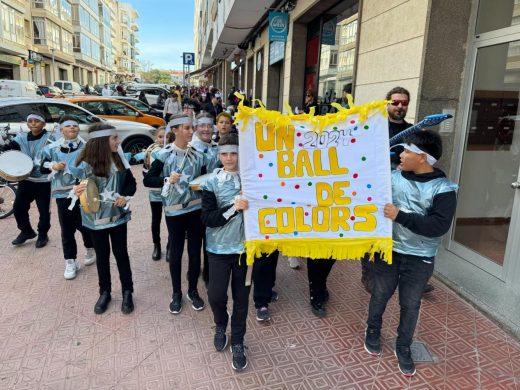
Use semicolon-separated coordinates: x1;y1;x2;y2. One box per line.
354;0;430;121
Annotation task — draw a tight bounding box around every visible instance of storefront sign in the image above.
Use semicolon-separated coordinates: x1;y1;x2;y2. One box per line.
322;17;337;45
269;41;285;65
235;100;393;264
269;11;289;42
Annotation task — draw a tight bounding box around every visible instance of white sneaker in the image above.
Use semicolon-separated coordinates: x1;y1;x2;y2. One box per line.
288;257;300;269
84;248;96;266
64;259;80;280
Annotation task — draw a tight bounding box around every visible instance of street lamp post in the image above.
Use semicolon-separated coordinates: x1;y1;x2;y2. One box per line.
50;48;55;84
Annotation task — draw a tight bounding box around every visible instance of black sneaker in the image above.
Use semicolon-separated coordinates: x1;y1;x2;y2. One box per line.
169;293;182;314
214;326;228;352
12;230;37;245
395;345;416;376
231;344;247;370
311;301;326;318
35;234;49;248
270;290;279;302
364;328;381;356
187;290;205;311
256;306;270;321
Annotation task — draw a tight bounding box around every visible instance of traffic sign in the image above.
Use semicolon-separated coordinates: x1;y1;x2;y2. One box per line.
183;52;195;65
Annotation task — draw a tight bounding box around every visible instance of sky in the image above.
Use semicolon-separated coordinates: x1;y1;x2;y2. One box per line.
126;0;195;71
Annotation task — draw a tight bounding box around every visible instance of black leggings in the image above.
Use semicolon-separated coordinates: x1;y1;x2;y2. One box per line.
307;258;336;304
150;201;162;244
90;223;134;294
252;251;279;308
165;210;203;295
56;197;93;259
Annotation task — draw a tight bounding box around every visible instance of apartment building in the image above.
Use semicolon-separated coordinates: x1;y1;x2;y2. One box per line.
0;0;139;86
194;0;520;337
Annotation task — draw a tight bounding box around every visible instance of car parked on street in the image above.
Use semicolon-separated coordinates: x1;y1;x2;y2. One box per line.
125;85;169;107
0;98;155;156
66;97;165;128
0;80;44;98
53;80;84;96
38;85;64;98
112;96;164;118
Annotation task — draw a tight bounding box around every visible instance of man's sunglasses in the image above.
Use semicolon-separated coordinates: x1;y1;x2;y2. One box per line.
390;99;409;107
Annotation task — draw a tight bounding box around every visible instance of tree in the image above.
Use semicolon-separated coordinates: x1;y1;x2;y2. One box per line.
140;69;172;84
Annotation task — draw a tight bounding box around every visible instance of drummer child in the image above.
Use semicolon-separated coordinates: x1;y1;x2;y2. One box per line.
143;126;166;261
0;112;53;248
200;132;250;371
72;123;136;315
41;115;95;280
192;112;219;284
143;113;206;315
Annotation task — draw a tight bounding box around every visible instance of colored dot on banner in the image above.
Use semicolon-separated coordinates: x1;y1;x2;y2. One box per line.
354;126;358;131
291;202;296;205
259;153;264;158
305;212;309;216
266;220;271;225
350;120;356;124
296;132;301;137
294;231;298;236
277;198;282;202
298;143;303;147
265;235;270;240
307;182;312;186
333;126;338;130
300;125;305;129
353;173;359;179
352;191;357;196
258;173;263;178
367;197;372;201
364;125;369;130
361;156;367;161
339;233;344;237
350;216;356;221
281;182;286;187
269;162;274;167
263;195;268;199
306;204;312;207
367;184;372;189
351;138;356;144
295;184;300;189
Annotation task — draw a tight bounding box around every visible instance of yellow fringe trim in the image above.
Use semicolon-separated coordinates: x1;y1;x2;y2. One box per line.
244;237;393;266
233;92;390;134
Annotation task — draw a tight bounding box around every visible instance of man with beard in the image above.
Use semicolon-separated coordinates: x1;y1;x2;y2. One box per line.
360;87;434;295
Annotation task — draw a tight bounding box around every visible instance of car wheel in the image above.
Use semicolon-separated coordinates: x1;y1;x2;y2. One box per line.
122;136;152;164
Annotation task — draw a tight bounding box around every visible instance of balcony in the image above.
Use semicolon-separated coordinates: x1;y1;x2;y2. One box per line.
131;21;138;31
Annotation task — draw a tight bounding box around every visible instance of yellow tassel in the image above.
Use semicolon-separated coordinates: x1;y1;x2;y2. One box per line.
244;237;393;266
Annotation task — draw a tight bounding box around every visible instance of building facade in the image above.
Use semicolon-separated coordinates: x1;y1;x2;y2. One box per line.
194;0;520;336
0;0;140;86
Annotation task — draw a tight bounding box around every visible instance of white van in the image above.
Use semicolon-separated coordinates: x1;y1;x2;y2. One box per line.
0;80;44;98
53;80;84;96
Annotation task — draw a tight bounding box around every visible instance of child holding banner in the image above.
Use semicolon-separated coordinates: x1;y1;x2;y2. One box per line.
364;130;457;377
200;132;250;371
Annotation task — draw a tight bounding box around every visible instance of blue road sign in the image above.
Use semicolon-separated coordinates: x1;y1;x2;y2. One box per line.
183;52;195;65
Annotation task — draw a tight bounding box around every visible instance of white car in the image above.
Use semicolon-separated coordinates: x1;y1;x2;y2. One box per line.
0;98;155;156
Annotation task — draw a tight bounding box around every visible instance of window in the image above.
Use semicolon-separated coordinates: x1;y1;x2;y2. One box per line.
338;48;355;73
340;20;357;45
105;102;136;116
80;33;91;56
33;17;46;45
76;101;105;115
330;52;338;67
45;21;60;49
60;0;72;22
3;4;24;44
62;29;73;54
45;103;99;123
49;0;59;17
91;41;100;61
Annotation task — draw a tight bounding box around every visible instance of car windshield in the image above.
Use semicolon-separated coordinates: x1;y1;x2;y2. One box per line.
46;103;101;124
126;99;149;111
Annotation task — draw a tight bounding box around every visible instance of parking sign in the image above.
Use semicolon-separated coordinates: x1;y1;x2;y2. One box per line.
183;52;195;65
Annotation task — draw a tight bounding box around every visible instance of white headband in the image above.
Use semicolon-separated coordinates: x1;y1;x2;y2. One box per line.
218;145;239;154
89;129;118;139
87;129;130;169
170;117;192;127
397;143;438;165
196;117;214;126
27;114;45;123
60;120;79;129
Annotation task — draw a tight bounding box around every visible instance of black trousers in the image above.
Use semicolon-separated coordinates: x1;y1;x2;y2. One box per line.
150;201;162;244
90;223;134;294
307;258;336;304
367;252;434;348
13;180;51;235
252;251;278;308
56;197;93;259
165;210;203;295
208;252;250;344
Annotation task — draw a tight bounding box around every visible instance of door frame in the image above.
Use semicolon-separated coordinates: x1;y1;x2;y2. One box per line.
447;24;520;284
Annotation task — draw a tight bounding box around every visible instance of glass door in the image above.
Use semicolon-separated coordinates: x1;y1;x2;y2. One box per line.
450;37;520;279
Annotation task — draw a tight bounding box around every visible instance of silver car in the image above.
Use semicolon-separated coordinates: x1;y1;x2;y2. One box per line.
0;98;155;156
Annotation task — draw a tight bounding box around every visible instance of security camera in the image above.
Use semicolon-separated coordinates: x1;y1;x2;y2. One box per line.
285;1;296;12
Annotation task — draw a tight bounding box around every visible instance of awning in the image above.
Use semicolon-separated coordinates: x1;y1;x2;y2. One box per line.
189;62;221;77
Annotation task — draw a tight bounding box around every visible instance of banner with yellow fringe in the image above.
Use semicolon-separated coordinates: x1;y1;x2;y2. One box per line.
235;95;393;265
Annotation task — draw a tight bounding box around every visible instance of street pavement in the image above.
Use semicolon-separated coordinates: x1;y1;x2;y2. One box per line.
0;166;519;389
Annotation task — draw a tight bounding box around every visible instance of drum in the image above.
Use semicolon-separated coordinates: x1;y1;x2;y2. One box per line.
0;150;33;182
189;173;213;191
79;179;101;213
